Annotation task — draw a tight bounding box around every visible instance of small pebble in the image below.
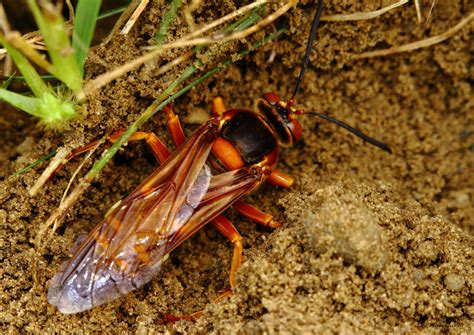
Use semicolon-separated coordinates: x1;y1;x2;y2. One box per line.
415;240;439;264
444;273;464;292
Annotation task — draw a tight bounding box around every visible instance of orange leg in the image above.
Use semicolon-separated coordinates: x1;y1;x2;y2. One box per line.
233;200;282;228
53;130;171;177
111;130;171;162
54;105;189;175
267;168;294;189
212;97;226;116
163;105;186;148
211;214;244;288
165;215;242;322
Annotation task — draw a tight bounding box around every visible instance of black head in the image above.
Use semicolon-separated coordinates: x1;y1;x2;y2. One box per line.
256;92;302;147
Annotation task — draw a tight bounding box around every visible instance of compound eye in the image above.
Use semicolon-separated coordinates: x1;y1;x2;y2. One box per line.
256;98;292;146
262;92;281;105
287;119;303;142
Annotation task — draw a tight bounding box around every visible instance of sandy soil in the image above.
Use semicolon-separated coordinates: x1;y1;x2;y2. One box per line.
1;1;473;333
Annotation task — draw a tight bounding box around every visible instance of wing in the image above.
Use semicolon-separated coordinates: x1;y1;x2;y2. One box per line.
165;166;265;251
48;122;216;313
47;121;265;314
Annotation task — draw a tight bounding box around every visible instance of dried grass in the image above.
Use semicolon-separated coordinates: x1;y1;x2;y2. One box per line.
354;12;473;59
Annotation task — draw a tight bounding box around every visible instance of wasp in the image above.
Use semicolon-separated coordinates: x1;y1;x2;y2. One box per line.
47;0;391;315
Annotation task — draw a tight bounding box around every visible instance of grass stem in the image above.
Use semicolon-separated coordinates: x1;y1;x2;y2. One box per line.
154;0;182;45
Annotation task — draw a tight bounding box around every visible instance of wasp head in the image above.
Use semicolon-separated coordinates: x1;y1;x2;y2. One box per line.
256;92;303;147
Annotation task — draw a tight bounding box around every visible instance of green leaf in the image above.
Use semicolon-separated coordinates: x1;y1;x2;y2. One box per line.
0;88;41;115
97;5;128;20
73;0;102;75
28;0;83;93
0;88;76;127
1;73;15;89
0;34;49;97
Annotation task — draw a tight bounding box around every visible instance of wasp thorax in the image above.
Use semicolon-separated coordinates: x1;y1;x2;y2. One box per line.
256;93;303;147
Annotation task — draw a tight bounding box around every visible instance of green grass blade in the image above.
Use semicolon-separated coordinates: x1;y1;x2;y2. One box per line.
73;0;102;75
0;88;41;116
154;0;181;45
12;150;57;176
98;5;128;20
194;6;262;53
0;35;49;97
5;75;56;82
0;88;76;127
224;6;263;33
28;0;83;93
1;73;15;89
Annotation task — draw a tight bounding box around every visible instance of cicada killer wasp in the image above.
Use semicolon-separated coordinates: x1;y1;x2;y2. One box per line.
48;0;391;316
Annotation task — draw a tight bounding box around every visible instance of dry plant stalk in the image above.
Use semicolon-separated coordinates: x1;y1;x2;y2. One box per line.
120;0;150;35
59;139;104;208
103;0;144;44
35;180;90;253
414;0;438;24
78;0;281;100
426;0;436;23
414;0;422;23
3;31;55;73
0;34;46;61
184;0;202;32
0;3;13;74
65;0;75;23
160;0;269;45
34;139;102;256
354;12;474;59
29;147;71;196
321;0;409;21
153;50;194;76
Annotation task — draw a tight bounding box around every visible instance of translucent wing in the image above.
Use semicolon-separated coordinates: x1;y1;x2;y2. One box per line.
47;122;264;314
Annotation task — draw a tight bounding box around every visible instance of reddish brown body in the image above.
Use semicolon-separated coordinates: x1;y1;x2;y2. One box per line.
48;94;300;314
47;0;389;317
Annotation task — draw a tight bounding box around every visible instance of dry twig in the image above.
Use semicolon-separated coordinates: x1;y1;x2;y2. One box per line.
184;0;202;32
0;3;13;75
78;0;291;100
29;147;71;196
154;51;194;76
414;0;422;23
426;0;436;23
54;138;104;231
120;0;150;35
321;0;409;22
65;0;75;23
353;11;474;59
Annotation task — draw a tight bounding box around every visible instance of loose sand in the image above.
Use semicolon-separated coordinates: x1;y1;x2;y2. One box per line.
1;1;472;333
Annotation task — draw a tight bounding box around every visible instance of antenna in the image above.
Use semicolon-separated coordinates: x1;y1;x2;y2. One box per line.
288;0;391;153
305;112;392;153
290;0;324;102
